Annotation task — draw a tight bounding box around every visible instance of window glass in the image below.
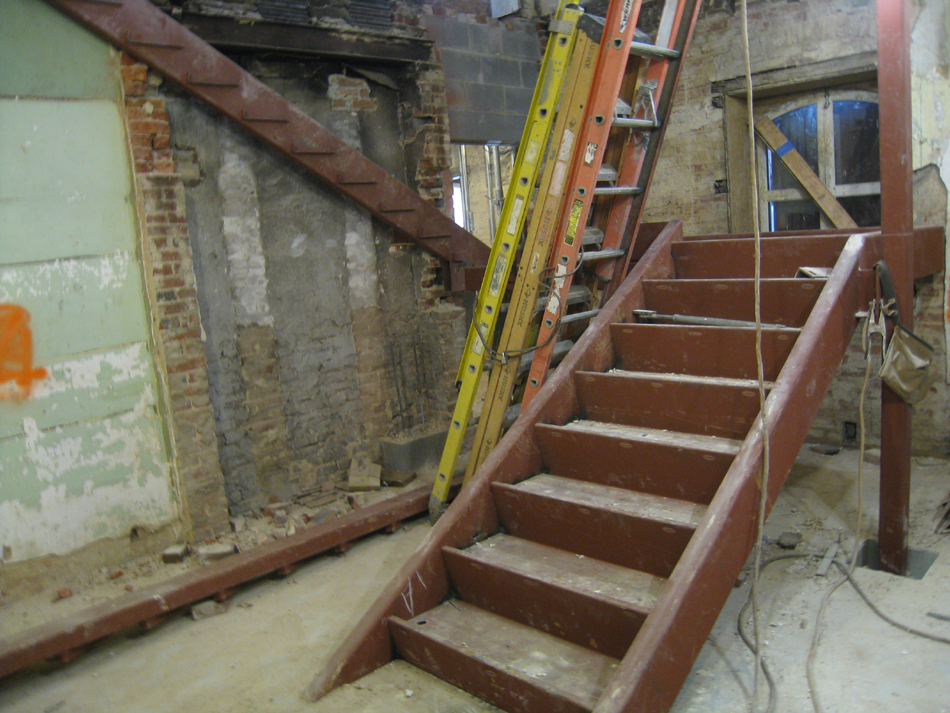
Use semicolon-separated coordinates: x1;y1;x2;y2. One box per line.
768;103;818;191
769;199;821;232
833;100;880;185
838;194;881;227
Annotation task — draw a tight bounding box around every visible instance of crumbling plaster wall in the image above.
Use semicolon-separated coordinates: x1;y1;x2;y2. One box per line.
163;57;465;513
642;0;950;454
0;0;212;587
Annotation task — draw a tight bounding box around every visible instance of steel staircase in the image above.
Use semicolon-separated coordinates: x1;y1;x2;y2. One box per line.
308;222;890;712
44;0;489;291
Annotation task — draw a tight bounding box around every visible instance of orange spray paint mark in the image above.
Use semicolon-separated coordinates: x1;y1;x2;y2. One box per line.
0;304;48;400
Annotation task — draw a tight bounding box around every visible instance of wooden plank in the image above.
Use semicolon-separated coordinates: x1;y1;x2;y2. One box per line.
754;115;858;229
536;420;734;505
444;534;660;658
390;600;617;713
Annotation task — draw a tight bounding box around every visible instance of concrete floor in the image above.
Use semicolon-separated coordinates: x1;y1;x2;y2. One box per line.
1;446;948;713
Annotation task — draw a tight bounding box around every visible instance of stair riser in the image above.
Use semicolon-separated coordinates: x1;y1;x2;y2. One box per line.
643;279;824;328
611;323;798;381
536;424;731;504
390;618;593;713
444;548;646;659
492;483;694;579
575;372;761;440
671;236;847;279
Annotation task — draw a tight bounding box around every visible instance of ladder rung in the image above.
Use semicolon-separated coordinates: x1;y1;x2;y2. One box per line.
613;117;658;130
583;226;604;246
125;32;183;50
533;284;591;313
516;339;574;377
593;185;644;196
629;41;681;60
598;164;619;182
580;249;625;262
560;308;600;325
242;109;290;123
188;72;241;88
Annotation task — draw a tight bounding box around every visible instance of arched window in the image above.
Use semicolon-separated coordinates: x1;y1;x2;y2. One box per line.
757;91;880;231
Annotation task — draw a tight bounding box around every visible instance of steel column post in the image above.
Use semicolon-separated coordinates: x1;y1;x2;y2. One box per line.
877;0;914;576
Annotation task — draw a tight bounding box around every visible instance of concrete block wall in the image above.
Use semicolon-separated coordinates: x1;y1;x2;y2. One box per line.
641;0;950;454
419;6;542;143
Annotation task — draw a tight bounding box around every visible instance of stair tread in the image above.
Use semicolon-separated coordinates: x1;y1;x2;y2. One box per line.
604;368;776;390
560;420;743;455
513;474;705;528
393;600;618;710
457;534;665;612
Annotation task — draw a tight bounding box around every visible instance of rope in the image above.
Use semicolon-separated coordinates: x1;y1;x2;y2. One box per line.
738;1;771;709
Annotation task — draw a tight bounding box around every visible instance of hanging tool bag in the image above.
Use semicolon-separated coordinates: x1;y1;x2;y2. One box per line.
877;260;937;404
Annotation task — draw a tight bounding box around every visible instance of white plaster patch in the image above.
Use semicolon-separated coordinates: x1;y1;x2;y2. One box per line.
344;208;379;311
0;469;176;563
2;391;175;562
0;250;131;301
30;343;150;397
218;150;273;327
290;233;308;258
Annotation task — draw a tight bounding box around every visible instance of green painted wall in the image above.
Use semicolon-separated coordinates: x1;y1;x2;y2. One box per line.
0;0;177;562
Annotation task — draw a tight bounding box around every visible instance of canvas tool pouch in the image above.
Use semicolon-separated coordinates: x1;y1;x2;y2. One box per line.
877;260;936;404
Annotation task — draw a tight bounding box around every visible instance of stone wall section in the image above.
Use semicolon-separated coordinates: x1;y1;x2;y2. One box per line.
122;54;230;538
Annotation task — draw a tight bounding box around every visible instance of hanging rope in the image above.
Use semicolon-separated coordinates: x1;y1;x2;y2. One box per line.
738;1;772;710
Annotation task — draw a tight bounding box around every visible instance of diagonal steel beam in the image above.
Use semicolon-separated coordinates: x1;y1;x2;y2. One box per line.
43;0;489;291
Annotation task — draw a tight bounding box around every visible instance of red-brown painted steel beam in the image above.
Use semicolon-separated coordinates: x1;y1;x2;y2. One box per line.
0;485;435;679
592;232;881;713
43;0;489;291
877;0;915;576
305;220;685;702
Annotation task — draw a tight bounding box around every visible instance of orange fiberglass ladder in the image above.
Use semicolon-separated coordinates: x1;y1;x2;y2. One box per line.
461;0;702;491
44;0;489;292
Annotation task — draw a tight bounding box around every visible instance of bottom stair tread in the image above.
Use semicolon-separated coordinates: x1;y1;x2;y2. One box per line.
391;600;619;712
309;660;504;712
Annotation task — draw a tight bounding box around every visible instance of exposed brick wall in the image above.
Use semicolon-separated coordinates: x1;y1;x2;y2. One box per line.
329;74;378;111
122;54;230;538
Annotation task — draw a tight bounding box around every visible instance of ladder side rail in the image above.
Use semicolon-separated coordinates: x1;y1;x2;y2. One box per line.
592;0;697;289
429;3;583;511
463;20;604;482
605;0;705;300
520;0;646;408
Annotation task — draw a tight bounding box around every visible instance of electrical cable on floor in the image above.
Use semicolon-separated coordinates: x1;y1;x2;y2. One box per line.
806;303;875;713
738;1;772;710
